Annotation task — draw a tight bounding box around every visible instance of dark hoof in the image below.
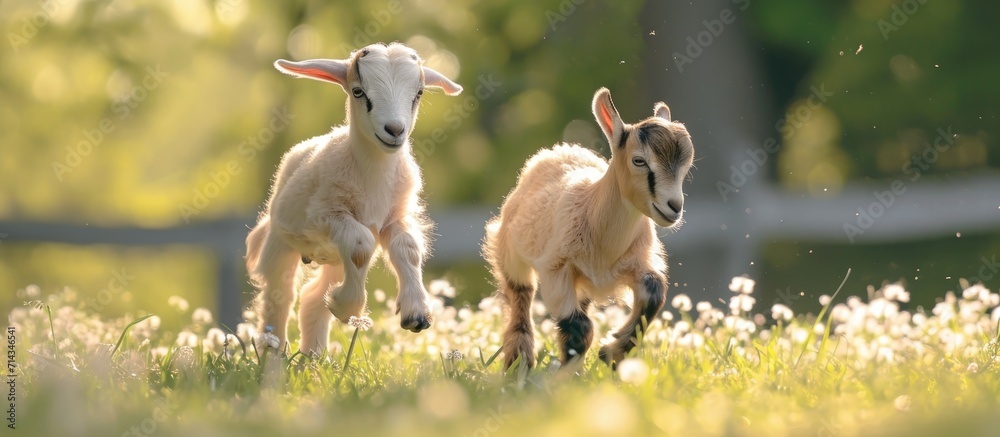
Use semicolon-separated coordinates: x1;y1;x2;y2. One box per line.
598;346;618;369
401;314;431;333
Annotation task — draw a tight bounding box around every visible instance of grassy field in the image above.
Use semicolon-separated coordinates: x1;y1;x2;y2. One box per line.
7;275;1000;437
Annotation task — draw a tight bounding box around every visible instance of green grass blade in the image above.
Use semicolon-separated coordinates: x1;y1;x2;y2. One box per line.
794;268;850;369
111;314;155;358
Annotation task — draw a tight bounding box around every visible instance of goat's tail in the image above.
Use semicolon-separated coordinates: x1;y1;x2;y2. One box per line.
245;214;270;286
482;217;503;276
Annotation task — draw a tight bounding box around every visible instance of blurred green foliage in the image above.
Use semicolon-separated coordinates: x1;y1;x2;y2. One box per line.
1;0;997;317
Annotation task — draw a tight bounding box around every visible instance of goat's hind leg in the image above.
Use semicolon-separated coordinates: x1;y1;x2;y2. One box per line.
501;276;537;371
599;272;666;367
252;228;301;350
298;263;344;355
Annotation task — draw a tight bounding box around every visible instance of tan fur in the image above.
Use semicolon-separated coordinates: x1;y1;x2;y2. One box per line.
484;88;694;369
247;43;462;353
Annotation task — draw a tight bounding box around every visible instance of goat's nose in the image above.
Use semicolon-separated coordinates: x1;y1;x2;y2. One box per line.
384;122;404;137
667;199;682;214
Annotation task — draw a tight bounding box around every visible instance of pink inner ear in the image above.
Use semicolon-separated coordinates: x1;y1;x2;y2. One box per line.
284;65;341;84
599;101;614;134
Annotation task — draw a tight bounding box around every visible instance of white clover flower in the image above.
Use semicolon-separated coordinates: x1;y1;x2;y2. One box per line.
24;284;41;299
988;293;1000;308
348;315;374;331
192;307;214;326
846;296;863;309
428;279;456;298
671;294;693;312
962;284;988;301
674;321;691;334
617;358;649;385
445;349;464;360
131;315;161;340
729;276;756;294
831;304;851;323
374;289;386;303
168;296;190;312
883;284;910;303
893;395;911;412
696;301;712;313
729;294;755;314
771;304;793;322
175;330;198;348
967;362;980;374
259;331;281;349
818;294;832;306
203;327;227;352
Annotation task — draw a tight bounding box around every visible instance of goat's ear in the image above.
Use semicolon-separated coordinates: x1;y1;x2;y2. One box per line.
422;67;463;96
654;102;671;122
592;87;624;148
274;58;349;87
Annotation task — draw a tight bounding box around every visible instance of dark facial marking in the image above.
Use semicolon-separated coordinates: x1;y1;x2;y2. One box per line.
355;58;363;83
646;170;656;197
353;60;373;113
639;123;687;172
618;127;629;149
637;125;649;145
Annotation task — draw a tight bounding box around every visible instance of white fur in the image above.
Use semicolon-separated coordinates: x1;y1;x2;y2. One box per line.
246;43;462;353
484;88;695;369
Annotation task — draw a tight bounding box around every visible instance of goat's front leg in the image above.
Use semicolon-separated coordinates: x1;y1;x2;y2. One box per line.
599;271;667;367
324;214;376;322
380;219;431;332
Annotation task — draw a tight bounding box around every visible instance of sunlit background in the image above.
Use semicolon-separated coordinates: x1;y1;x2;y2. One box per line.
2;0;998;332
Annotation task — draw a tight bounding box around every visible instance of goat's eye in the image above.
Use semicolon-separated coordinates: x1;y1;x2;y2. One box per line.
352;88;365;98
416;88;424;98
632;157;646;167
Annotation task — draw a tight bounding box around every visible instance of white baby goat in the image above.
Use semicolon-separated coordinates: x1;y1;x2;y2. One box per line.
246;43;463;353
483;88;694;370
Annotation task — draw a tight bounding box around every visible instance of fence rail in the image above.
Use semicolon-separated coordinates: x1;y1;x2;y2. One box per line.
2;173;998;327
